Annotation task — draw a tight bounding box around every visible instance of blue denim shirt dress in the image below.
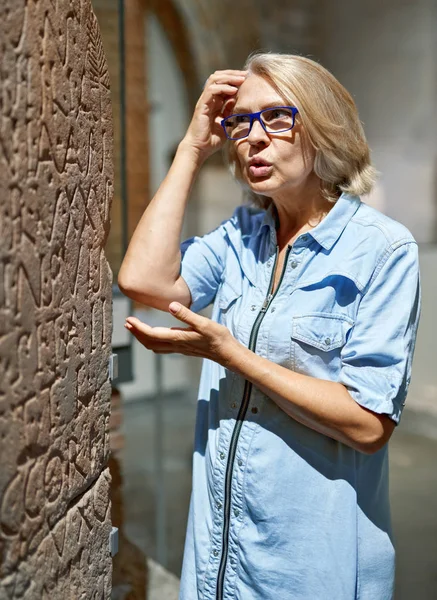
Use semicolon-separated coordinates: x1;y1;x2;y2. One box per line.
178;193;421;600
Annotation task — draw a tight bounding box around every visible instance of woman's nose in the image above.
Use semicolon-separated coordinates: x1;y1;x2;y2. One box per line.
247;118;269;144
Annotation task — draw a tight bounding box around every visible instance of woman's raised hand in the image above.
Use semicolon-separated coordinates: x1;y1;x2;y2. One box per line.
182;70;248;163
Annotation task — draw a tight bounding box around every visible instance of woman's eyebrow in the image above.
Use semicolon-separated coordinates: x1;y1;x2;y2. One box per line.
232;102;285;114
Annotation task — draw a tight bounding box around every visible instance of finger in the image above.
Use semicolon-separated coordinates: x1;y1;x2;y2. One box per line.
202;85;239;114
210;69;248;77
205;83;240;99
209;74;247;86
125;325;177;351
130;333;199;357
146;343;177;354
125;318;202;347
221;97;237;118
125;317;177;342
168;302;205;329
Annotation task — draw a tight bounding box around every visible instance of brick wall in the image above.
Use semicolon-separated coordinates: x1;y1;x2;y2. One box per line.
94;0;150;279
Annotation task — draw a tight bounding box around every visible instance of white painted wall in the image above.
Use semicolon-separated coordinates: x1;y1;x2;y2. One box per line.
146;13;189;197
119;13;193;402
320;0;437;243
406;247;437;418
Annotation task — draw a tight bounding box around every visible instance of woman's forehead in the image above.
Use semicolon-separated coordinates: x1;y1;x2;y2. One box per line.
233;75;284;113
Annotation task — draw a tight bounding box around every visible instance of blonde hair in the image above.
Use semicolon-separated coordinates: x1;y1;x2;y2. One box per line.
224;52;377;208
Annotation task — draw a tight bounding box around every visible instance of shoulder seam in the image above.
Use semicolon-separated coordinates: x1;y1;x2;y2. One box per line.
351;215;415;245
368;240;417;288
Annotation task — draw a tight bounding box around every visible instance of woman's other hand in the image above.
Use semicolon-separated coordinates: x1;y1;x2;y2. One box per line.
181;70;247;163
124;302;239;368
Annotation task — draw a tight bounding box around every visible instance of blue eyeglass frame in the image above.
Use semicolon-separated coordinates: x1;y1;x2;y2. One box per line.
221;106;299;140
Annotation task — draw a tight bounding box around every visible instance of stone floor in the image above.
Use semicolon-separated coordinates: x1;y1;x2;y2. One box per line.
119;389;437;599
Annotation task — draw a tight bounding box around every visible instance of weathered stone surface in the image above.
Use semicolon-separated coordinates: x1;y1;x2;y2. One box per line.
0;469;112;599
0;0;113;597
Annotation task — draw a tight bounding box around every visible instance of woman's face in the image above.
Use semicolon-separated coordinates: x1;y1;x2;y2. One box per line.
230;74;317;203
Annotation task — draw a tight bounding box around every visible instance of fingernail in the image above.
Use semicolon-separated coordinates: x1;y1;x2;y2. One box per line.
169;302;180;313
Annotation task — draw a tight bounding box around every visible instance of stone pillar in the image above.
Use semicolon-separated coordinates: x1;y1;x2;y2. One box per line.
0;0;113;598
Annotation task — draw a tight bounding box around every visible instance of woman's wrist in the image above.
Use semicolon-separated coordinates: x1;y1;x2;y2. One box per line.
217;332;249;373
177;138;208;169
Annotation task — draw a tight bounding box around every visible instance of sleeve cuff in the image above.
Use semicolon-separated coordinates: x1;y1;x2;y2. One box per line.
339;364;408;424
179;266;211;314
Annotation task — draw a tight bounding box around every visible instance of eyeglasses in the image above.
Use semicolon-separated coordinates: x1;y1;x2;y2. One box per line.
221;106;299;141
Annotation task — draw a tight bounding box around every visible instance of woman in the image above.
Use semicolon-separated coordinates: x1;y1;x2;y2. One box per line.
118;53;421;599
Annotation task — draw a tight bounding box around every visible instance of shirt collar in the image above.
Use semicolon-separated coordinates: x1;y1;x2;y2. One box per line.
257;202;279;237
308;193;361;250
257;193;362;250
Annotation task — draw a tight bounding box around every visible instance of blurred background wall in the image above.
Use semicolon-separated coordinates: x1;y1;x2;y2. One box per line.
94;0;437;421
91;0;437;597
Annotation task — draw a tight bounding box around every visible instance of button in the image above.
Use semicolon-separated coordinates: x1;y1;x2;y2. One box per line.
219;452;225;459
251;305;257;311
302;235;308;241
216;502;222;510
324;338;331;346
213;549;219;557
234;509;240;517
238;459;243;467
251;407;258;414
231;403;237;409
291;260;298;269
271;307;276;313
267;260;272;267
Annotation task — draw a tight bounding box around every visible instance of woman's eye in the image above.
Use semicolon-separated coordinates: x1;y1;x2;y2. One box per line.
270;110;285;119
235;115;250;123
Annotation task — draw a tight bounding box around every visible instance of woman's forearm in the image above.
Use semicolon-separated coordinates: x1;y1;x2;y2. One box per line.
118;70;247;309
118;141;204;301
222;338;395;454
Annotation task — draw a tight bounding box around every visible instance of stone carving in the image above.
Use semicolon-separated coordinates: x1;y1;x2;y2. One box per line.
0;0;113;597
0;470;111;599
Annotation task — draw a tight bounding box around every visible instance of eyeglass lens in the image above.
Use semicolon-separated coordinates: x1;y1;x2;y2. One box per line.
224;108;294;140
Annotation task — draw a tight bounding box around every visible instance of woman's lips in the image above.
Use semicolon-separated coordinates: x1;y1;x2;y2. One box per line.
249;164;273;177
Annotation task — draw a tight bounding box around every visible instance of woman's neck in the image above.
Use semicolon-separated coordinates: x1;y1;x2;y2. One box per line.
272;189;336;249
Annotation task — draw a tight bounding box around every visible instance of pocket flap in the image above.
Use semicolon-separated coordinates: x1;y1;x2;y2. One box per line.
218;280;242;309
291;313;354;351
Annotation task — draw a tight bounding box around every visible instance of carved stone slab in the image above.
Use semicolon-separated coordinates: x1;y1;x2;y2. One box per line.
0;0;113;596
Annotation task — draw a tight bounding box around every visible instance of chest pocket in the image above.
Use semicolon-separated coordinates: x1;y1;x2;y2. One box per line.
218;279;242;332
216;245;246;332
290;313;354;377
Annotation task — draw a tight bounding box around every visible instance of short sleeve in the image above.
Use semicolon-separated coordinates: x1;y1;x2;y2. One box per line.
180;220;230;313
338;242;421;424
